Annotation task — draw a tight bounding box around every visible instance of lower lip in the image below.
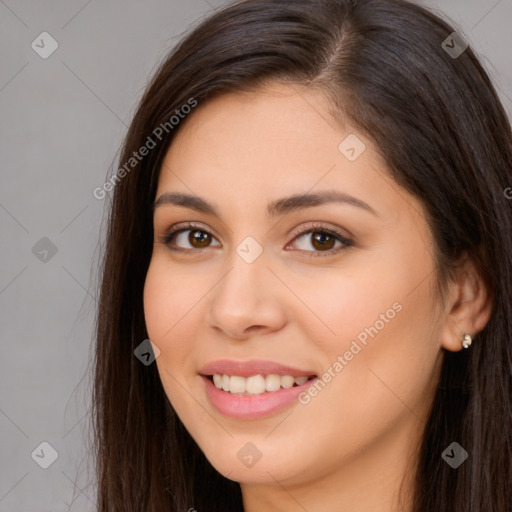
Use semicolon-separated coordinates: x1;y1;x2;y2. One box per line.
201;375;317;419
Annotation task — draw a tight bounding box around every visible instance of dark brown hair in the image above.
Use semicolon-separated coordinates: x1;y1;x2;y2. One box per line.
93;0;512;510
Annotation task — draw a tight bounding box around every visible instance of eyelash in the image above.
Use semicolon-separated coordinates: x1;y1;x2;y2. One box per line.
158;221;353;258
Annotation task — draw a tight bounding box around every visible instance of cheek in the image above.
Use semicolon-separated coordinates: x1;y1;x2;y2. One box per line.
143;259;200;371
144;258;200;340
292;283;439;465
143;259;202;413
298;241;440;405
296;253;407;351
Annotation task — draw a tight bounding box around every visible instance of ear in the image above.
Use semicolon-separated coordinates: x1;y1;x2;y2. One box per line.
440;256;493;352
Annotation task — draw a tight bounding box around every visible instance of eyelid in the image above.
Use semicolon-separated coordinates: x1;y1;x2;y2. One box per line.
162;220;216;238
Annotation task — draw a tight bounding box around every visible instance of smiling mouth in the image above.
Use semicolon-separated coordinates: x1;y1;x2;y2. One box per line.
207;373;317;395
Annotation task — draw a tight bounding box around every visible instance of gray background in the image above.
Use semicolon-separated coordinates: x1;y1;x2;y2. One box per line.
1;1;510;510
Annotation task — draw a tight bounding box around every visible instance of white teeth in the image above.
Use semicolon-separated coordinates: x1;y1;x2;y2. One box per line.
294;376;308;386
213;374;222;388
246;375;266;394
280;375;294;389
211;373;312;394
265;374;281;392
230;375;246;394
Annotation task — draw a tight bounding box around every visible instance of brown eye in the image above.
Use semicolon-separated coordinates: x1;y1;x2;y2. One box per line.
188;230;211;248
310;231;337;251
288;224;352;256
162;223;221;251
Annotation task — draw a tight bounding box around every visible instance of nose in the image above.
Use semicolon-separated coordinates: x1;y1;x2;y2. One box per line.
205;251;287;341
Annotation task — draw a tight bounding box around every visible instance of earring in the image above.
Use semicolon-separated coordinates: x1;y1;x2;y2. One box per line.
462;333;472;349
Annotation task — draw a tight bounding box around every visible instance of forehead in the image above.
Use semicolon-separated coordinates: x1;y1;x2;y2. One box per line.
160;84;372;182
155;83;422;227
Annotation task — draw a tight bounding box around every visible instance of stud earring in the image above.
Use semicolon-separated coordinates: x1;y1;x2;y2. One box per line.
462;333;472;349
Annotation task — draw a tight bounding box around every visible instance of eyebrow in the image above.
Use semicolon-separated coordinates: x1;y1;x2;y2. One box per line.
152;190;378;217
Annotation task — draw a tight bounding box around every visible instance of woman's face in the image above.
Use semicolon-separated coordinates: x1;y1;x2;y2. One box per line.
143;83;446;491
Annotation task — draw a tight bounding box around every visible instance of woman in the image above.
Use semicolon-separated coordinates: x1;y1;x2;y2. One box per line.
93;0;512;510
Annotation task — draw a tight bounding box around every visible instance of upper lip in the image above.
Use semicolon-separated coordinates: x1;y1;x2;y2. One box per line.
199;359;317;378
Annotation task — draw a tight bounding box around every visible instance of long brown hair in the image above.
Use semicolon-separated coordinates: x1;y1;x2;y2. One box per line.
93;0;512;510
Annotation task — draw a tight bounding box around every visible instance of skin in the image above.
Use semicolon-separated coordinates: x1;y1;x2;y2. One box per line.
143;82;492;512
